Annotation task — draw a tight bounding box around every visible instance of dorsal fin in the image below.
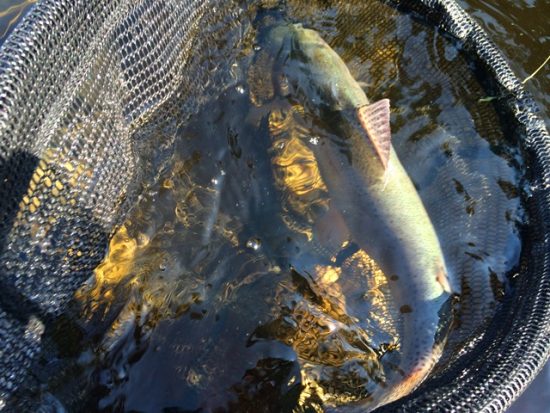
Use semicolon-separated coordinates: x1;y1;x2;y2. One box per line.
357;99;392;169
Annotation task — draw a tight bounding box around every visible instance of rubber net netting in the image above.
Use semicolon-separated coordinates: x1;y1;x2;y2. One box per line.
0;0;548;411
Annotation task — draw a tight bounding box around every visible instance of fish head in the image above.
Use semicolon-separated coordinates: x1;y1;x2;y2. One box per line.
292;26;365;110
259;24;393;171
289;24;326;51
261;23;368;115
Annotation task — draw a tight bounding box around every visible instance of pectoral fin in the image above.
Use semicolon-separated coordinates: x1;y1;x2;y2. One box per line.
313;203;350;258
357;99;392;169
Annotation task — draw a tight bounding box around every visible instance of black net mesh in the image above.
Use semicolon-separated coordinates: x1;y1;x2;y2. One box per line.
377;1;550;411
0;0;547;411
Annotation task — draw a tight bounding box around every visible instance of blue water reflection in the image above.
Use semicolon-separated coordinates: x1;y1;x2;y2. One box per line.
0;0;35;44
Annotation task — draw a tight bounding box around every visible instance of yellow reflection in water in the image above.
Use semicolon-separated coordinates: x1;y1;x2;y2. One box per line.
278;249;398;407
270;106;326;197
269;105;330;242
91;225;138;295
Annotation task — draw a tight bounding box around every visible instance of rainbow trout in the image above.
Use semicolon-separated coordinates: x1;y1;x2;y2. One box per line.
258;22;455;410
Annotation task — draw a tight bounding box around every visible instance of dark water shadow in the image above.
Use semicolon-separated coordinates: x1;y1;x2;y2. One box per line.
0;150;109;411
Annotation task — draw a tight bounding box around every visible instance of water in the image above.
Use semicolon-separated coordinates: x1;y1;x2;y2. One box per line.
454;3;550;411
0;0;547;411
458;0;550;123
71;2;523;411
0;0;34;42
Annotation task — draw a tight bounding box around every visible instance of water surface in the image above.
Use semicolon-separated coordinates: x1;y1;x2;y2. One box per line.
0;0;547;411
68;1;525;411
455;2;550;411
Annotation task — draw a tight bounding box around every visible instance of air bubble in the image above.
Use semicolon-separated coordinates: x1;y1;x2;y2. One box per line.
246;237;261;251
236;85;246;94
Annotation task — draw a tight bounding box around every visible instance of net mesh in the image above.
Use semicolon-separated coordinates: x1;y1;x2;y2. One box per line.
0;0;548;411
0;0;248;406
